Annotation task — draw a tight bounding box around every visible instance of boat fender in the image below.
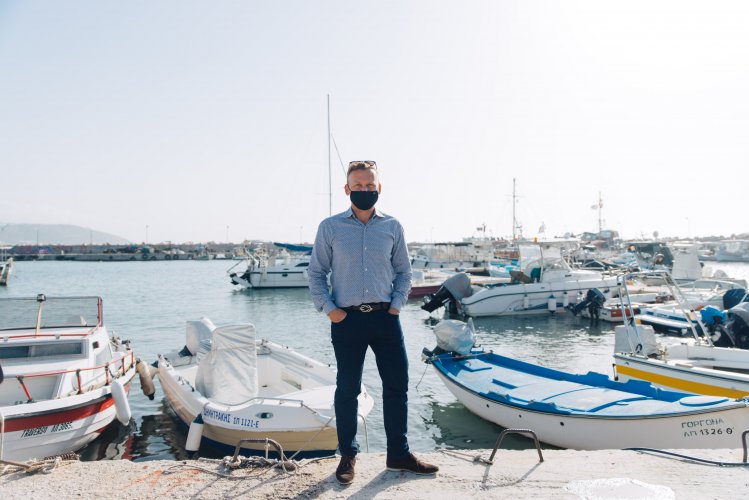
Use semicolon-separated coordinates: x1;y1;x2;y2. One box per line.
111;378;132;425
186;414;204;452
523;295;529;309
548;297;556;312
562;293;569;308
136;358;156;400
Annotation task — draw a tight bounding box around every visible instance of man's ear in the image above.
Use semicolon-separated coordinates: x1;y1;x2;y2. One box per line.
344;184;351;195
377;183;382;194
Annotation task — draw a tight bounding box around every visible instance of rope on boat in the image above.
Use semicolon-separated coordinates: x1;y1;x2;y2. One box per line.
625;447;749;467
164;415;345;481
0;452;79;475
285;413;336;462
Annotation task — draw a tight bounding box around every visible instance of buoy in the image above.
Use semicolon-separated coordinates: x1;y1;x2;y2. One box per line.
111;378;131;425
562;293;569;307
186;414;204;452
522;295;529;309
547;297;557;312
136;358;156;400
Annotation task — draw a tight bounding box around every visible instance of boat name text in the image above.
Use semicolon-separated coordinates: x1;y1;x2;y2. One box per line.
201;408;261;428
21;421;74;438
681;417;725;428
233;417;260;429
681;417;734;438
203;408;231;423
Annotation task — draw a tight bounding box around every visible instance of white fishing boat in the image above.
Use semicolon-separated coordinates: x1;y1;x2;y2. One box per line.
422;245;618;317
613;272;749;399
155;318;374;458
716;240;749;262
0;295;138;462
423;345;749;450
228;247;311;289
0;246;12;286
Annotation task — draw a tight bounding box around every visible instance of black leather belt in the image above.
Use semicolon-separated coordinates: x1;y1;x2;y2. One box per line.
342;302;390;313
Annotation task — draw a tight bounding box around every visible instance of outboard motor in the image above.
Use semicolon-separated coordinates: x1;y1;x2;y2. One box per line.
722;288;748;310
718;302;749;349
421;273;473;313
567;288;606;319
700;306;726;336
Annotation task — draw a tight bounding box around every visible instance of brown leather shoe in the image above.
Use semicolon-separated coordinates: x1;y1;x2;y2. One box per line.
336;455;356;485
386;452;439;475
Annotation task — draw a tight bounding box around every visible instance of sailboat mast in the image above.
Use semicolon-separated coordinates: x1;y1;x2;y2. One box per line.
512;178;517;241
327;94;332;217
598;191;603;234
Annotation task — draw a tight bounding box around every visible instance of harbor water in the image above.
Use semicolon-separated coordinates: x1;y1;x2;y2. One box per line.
3;260;749;461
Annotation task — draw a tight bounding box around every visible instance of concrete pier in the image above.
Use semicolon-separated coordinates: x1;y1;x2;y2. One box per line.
2;448;748;499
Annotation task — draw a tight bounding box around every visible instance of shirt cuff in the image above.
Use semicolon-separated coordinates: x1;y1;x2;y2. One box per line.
322;300;338;315
390;297;406;312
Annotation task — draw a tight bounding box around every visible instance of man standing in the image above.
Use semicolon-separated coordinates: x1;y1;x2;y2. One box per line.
308;161;439;485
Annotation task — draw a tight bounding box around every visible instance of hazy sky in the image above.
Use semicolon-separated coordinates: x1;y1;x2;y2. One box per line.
1;1;748;244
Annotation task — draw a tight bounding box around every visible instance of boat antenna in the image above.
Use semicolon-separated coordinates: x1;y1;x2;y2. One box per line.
512;178;521;240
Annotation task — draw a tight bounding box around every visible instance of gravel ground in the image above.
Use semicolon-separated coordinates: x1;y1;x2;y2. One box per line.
2;448;749;499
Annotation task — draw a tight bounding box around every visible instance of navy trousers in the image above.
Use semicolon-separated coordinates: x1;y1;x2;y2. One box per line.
331;309;410;459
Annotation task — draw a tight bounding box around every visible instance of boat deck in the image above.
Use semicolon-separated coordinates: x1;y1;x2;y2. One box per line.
436;352;740;417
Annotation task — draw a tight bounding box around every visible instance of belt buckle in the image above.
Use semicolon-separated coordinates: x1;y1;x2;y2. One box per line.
359;304;373;313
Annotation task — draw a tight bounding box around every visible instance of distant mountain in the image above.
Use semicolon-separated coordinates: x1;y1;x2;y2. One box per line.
0;223;130;245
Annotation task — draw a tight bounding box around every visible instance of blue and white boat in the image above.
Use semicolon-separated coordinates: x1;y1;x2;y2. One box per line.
423;348;749;450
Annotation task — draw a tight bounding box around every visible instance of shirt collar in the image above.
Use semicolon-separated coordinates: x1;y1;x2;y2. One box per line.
343;207;384;220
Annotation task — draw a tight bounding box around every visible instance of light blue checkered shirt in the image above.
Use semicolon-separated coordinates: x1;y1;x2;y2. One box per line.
308;208;412;315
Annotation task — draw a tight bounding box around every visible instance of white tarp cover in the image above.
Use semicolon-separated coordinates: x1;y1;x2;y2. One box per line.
614;324;659;356
186;317;216;356
434;319;475;355
671;246;702;281
195;323;258;405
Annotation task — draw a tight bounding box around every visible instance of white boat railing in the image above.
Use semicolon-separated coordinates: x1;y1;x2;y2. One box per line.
617;271;711;354
12;351;135;403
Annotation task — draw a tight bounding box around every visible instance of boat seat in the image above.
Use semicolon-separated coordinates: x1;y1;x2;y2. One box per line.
282;385;336;412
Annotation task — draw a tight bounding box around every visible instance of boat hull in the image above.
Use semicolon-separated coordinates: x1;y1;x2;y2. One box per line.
1;373;135;461
230;270;309;289
461;277;618;317
433;367;748;450
614;350;749;399
427;349;749;450
156;339;374;458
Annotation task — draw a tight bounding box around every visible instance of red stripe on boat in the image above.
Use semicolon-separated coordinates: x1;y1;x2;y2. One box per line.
3;397;115;432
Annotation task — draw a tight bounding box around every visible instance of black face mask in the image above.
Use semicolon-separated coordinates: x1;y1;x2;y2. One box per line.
350;190;379;211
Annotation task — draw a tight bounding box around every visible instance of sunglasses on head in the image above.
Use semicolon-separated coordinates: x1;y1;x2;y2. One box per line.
347;161;377;174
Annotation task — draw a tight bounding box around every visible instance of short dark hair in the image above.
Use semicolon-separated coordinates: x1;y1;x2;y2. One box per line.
347;161;377;177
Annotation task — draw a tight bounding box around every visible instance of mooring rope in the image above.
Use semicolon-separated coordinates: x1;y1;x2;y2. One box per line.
0;452;78;476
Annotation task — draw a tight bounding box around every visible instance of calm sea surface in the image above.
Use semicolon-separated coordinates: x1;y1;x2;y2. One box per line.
3;260;749;461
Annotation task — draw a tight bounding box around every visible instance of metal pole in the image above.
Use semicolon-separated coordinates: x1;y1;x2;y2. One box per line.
327;94;332;217
512;178;516;241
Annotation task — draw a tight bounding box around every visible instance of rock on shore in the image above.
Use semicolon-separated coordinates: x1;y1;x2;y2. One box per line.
2;448;748;499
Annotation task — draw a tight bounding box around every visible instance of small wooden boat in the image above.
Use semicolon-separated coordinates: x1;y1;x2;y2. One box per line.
156;319;374;458
423;347;749;450
0;295;137;461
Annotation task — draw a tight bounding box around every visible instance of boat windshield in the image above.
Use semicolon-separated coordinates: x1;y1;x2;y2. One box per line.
520;245;571;275
0;296;101;331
